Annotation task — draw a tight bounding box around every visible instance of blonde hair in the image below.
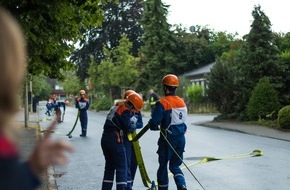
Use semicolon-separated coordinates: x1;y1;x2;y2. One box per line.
0;8;27;128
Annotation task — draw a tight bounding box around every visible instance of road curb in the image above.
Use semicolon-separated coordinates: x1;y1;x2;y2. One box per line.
197;121;290;142
47;166;57;190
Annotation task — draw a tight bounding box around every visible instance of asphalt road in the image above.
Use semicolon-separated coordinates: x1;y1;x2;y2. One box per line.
38;105;290;190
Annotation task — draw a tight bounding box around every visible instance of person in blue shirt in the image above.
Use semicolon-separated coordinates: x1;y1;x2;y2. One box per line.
75;90;90;137
101;93;143;190
45;98;53;116
148;74;188;190
52;95;67;123
122;90;143;190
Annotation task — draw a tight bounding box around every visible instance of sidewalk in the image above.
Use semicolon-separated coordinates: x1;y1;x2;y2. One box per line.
196;120;290;142
15;108;50;190
143;111;290;141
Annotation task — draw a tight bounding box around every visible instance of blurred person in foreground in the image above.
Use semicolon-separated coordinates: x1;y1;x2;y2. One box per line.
0;8;74;190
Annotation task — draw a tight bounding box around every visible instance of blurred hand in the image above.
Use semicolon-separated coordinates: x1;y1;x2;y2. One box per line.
28;120;74;177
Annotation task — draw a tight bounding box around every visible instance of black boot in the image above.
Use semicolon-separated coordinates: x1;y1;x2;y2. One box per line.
178;185;187;190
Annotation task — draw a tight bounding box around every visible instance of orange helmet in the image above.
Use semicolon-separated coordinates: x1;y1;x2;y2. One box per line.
124;90;136;99
162;74;179;87
127;93;143;111
79;90;86;95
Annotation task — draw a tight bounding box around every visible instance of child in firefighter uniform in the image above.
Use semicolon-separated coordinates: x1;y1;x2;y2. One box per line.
122;90;143;190
101;93;143;190
148;74;188;190
52;95;67;123
75;90;90;137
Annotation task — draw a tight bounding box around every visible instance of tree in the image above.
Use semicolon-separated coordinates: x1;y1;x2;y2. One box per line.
233;5;284;119
71;0;143;82
279;50;290;105
207;59;236;115
93;35;139;101
173;25;214;73
0;0;110;79
59;70;81;95
173;25;236;74
137;0;179;90
274;32;290;105
32;75;52;100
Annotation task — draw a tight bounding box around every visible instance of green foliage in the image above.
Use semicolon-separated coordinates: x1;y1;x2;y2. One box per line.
187;103;217;114
1;0;107;79
88;57;101;93
91;95;112;111
92;35;139;98
59;70;81;95
186;85;203;104
247;119;279;129
207;59;236;115
138;0;179;90
32;75;52;100
275;32;290;52
278;49;290;105
172;26;215;73
71;0;143;81
220;40;244;64
233;5;285;119
211;31;237;58
247;77;280;120
175;77;190;99
110;35;140;87
278;105;290;129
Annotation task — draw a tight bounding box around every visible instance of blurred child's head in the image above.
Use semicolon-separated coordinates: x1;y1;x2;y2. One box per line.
0;8;27;131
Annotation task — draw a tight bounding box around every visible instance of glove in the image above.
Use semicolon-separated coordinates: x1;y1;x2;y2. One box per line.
130;116;137;130
130;116;137;124
149;124;159;131
131;123;136;130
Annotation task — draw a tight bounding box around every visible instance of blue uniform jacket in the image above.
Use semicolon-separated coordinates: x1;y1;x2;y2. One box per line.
149;95;187;136
75;98;89;111
103;104;135;133
133;110;143;129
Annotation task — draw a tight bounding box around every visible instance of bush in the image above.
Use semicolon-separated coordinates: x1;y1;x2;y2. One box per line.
278;105;290;129
247;77;280;120
186;85;203;104
91;96;111;111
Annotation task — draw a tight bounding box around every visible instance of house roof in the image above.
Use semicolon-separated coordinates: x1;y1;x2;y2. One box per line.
182;62;215;78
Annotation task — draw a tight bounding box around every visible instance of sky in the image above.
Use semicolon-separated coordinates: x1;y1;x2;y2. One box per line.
162;0;290;37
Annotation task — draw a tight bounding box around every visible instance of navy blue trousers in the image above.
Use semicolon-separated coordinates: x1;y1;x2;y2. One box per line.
79;111;88;135
101;132;127;190
157;134;186;190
